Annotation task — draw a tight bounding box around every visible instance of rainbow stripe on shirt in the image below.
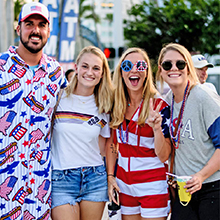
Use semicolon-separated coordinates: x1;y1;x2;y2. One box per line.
55;111;107;128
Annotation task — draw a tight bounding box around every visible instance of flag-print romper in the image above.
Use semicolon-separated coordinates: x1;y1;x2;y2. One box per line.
0;46;65;219
115;98;170;218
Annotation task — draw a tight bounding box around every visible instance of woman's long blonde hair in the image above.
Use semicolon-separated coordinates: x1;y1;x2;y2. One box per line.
110;47;157;129
65;46;113;113
156;43;199;87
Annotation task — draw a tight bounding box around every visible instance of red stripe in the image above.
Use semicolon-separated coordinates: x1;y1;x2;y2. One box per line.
119;143;156;158
154;98;168;111
117;166;167;184
120;120;154;138
120;193;169;208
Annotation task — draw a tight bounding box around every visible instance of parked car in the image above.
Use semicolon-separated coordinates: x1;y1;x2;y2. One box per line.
207;66;220;95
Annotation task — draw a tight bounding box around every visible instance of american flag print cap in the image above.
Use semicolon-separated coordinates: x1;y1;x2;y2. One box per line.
18;2;50;24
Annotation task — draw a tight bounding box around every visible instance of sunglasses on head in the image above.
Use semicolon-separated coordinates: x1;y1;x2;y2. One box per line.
121;60;148;72
161;60;187;71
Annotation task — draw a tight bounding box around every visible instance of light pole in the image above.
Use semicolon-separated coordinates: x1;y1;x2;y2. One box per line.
113;0;124;69
0;0;14;53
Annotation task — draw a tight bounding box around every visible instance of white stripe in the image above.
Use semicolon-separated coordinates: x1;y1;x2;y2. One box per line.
117;131;155;148
121;205;169;217
121;205;140;215
118;151;128;172
141;206;170;218
130;157;165;171
116;178;168;197
139;136;154;148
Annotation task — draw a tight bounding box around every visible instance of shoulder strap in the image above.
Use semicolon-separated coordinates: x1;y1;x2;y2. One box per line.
50;89;64;137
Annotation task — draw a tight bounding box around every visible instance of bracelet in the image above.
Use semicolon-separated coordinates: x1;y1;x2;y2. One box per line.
107;174;114;177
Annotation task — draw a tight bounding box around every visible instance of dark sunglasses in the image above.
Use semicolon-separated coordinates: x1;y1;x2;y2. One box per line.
121;60;148;72
161;60;187;71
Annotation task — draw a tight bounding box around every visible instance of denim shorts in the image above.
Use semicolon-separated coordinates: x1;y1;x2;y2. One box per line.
51;165;108;209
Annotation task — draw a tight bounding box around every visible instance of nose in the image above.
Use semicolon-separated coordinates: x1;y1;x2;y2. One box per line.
170;62;178;71
130;64;136;72
32;25;40;34
87;67;93;75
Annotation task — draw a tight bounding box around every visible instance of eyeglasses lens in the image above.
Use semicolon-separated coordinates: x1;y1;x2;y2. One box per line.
176;60;186;70
136;60;148;71
121;60;133;72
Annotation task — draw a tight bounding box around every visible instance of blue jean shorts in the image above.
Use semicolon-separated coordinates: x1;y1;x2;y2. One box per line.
51;165;108;209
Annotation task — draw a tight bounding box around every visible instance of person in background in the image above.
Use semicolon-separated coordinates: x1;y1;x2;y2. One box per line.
157;43;220;220
51;46;113;220
191;54;217;93
106;47;171;220
0;2;66;219
65;68;75;82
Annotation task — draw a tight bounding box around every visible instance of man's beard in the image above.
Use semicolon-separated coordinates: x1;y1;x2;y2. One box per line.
20;30;47;54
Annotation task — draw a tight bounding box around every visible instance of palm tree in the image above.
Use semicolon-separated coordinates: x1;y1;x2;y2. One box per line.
78;0;101;48
14;0;26;21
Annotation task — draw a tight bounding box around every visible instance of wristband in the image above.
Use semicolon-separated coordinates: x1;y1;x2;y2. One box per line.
107;174;114;177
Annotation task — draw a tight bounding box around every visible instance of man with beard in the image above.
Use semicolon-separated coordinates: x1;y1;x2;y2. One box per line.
0;2;66;219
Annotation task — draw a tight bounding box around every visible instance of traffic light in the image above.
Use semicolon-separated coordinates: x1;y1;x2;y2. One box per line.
118;47;125;57
104;48;115;58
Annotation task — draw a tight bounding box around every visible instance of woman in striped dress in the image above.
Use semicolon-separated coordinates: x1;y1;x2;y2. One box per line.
106;48;171;219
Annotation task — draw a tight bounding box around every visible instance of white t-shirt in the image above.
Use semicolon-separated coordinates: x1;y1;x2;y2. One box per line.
203;82;218;93
51;91;110;170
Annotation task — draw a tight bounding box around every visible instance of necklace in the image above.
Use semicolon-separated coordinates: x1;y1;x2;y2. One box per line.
169;81;190;149
74;94;93;104
118;99;143;144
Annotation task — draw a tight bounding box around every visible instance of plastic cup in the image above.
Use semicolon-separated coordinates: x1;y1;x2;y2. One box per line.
177;176;192;206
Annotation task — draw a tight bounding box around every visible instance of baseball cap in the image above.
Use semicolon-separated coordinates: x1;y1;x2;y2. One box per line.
191;54;214;68
18;2;50;24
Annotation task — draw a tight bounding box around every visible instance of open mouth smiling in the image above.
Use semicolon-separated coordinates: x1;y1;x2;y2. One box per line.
129;76;140;86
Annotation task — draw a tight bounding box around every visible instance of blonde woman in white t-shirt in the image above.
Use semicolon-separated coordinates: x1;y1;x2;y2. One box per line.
51;46;113;220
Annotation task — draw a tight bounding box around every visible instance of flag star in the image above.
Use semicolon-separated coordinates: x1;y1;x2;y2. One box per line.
46;99;50;105
45;123;49;129
40;82;44;86
25;79;32;85
36;144;40;148
165;118;170;127
0;73;2;79
19;153;25;159
42;94;47;101
22;174;28;181
0;203;5;210
22;140;29;147
20;111;27;117
30;178;35;184
0;139;2;143
36;206;42;212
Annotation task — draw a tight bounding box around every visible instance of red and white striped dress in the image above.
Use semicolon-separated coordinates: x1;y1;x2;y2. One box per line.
115;98;170;218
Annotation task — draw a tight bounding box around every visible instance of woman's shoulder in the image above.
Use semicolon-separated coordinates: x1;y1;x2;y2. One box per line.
190;84;220;109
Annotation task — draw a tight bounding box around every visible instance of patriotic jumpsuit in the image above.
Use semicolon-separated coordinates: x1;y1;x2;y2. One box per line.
0;46;65;219
115;98;170;218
